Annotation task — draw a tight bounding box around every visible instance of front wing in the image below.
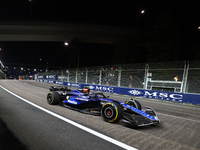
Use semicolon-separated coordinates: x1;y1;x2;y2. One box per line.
122;104;160;127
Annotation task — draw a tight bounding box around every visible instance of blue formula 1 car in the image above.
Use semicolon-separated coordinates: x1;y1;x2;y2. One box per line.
47;86;160;127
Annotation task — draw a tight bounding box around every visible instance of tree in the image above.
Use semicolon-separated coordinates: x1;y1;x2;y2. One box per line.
112;30;147;64
145;9;200;62
145;10;182;61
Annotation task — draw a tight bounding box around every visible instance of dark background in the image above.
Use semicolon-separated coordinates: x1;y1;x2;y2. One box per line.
0;1;200;77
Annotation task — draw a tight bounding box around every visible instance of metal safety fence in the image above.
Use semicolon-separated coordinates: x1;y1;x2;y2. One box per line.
36;60;200;94
0;60;6;79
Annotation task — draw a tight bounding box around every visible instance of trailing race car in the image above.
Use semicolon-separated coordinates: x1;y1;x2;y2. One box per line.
47;86;160;127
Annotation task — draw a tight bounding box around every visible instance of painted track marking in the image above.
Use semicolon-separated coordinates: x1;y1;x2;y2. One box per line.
0;85;138;150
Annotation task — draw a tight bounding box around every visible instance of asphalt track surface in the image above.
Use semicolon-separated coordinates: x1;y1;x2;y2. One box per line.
0;80;200;150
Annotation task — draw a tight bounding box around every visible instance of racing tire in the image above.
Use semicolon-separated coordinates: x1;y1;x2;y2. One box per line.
101;102;123;123
47;91;60;105
125;99;142;110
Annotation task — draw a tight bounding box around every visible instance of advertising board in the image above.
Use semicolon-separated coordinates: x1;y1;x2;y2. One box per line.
35;79;200;105
36;74;58;80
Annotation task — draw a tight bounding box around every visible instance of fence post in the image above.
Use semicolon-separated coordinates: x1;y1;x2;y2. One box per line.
143;63;149;89
99;68;102;85
180;62;186;93
61;69;63;82
67;70;69;82
86;68;88;84
76;69;78;83
118;67;122;87
182;61;189;93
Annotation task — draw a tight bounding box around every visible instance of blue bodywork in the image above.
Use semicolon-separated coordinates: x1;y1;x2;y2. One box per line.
61;89;160;126
49;87;160;127
63;89;113;105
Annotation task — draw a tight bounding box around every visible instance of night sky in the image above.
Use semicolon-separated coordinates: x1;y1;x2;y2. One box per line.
1;1;199;28
0;1;200;76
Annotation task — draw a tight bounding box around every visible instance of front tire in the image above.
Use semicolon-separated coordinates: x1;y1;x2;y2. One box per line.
47;91;60;105
125;99;142;110
101;102;123;123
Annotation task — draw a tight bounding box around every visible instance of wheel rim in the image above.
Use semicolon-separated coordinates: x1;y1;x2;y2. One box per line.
47;95;52;103
104;107;114;118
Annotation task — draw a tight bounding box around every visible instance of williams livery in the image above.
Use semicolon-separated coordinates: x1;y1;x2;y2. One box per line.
47;86;160;127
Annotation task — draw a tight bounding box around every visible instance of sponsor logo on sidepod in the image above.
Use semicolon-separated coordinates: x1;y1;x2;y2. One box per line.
68;100;77;104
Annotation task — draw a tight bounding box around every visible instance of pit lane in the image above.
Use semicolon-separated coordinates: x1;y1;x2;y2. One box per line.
0;80;200;150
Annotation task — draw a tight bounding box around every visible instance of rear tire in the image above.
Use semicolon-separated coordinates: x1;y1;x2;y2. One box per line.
47;91;60;105
125;99;142;110
101;102;123;123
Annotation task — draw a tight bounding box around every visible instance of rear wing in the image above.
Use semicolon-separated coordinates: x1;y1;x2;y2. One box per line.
49;86;72;92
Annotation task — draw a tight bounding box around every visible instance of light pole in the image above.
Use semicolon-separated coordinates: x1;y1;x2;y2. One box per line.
64;42;80;69
136;10;145;28
65;42;80;83
0;47;2;62
29;0;32;18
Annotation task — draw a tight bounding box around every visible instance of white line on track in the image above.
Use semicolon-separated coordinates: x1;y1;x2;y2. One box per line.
0;85;138;150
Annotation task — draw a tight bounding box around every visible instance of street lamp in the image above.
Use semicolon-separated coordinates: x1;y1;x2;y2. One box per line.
29;0;32;18
136;10;145;28
64;42;80;69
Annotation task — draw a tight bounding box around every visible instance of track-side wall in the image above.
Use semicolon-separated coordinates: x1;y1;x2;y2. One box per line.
36;79;200;105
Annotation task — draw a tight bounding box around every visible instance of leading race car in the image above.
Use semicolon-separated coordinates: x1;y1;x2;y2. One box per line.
47;86;160;127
